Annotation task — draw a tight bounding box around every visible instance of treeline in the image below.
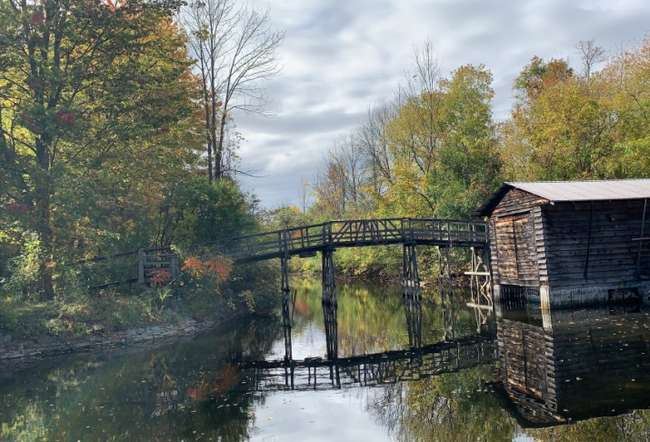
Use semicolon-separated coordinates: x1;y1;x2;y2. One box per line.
0;0;281;334
282;39;650;278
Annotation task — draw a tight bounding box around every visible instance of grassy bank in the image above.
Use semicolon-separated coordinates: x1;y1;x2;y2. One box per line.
0;260;279;341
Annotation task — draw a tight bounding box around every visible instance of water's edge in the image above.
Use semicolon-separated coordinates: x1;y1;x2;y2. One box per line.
0;308;266;369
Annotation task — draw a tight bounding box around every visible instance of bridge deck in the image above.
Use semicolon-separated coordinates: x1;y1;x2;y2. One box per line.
229;218;488;263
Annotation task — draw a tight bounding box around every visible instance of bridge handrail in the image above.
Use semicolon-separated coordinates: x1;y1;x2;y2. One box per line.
226;217;488;261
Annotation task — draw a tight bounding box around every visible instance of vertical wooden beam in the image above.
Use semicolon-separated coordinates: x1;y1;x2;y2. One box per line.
170;253;179;280
584;201;593;280
401;243;420;290
637;198;648;278
281;289;292;362
403;288;422;349
323;300;338;362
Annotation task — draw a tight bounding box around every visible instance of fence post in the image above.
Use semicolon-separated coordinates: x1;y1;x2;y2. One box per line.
170;253;179;280
137;248;146;284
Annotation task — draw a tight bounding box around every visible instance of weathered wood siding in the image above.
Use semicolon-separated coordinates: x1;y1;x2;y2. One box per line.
490;189;549;287
543;200;648;290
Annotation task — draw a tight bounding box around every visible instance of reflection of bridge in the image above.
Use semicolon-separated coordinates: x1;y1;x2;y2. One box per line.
238;335;495;392
236;288;495;392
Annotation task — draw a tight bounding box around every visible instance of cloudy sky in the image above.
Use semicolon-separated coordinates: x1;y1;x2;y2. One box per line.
235;0;650;208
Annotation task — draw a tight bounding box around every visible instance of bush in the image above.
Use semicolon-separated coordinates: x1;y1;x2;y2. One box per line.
163;177;257;248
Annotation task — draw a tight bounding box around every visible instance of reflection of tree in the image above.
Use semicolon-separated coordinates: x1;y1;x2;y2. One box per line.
525;409;650;441
370;367;517;441
0;318;281;441
293;278;478;358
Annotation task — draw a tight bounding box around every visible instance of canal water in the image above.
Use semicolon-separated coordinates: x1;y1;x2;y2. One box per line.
0;279;649;441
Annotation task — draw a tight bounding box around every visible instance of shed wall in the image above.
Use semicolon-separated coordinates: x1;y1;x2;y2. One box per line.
543;200;648;290
489;189;549;287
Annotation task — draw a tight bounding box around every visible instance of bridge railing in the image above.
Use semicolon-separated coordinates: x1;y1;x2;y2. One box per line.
228;218;488;262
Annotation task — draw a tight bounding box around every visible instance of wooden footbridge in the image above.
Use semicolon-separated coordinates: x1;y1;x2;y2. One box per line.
224;218;491;305
79;217;491;304
227;218;488;263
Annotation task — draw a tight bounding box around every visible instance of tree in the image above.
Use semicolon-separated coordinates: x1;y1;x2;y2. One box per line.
577;40;606;80
184;0;283;180
0;0;198;298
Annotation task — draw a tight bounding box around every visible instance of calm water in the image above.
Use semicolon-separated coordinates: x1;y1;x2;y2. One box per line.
1;279;649;441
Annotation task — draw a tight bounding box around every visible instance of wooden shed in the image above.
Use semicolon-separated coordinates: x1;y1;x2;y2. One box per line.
477;179;650;307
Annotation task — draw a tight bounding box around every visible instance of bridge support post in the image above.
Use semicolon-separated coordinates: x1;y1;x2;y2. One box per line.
322;248;336;306
401;244;420;291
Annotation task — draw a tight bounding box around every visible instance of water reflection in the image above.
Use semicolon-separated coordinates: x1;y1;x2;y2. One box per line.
237;286;494;392
0;280;649;441
496;304;650;428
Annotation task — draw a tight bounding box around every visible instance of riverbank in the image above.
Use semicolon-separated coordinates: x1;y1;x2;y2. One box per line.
0;273;279;367
0;317;217;367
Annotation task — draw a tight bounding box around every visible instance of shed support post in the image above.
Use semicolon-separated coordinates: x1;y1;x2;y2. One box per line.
469;246;493;307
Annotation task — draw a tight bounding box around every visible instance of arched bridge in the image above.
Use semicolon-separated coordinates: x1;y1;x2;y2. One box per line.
224;217;491;306
227;218;489;263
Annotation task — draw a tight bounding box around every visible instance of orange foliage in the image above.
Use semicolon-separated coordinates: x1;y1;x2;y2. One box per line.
182;256;233;282
204;258;232;281
149;269;171;287
181;256;204;278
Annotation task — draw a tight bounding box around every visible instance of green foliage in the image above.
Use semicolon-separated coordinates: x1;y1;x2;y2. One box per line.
3;232;42;298
501;39;650;181
164;177;257;248
306;39;650;280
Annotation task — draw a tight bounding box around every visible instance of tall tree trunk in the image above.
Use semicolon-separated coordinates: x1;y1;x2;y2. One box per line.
215;109;227;179
35;137;55;300
202;92;213;182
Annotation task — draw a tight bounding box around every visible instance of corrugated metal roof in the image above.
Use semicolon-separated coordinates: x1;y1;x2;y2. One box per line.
475;179;650;216
506;179;650;201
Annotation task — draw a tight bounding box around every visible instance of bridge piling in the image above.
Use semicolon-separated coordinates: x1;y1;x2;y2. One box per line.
322;248;336;306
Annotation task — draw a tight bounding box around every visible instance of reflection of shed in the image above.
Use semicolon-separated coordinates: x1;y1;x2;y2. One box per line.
496;306;650;427
477;180;650;306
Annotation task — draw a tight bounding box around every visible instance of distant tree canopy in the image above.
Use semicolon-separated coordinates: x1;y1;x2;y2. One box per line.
310;39;650;223
300;38;650;277
311;48;501;221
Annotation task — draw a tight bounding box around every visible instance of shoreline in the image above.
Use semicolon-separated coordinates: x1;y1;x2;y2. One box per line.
0;316;220;369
